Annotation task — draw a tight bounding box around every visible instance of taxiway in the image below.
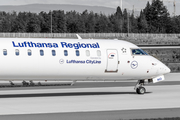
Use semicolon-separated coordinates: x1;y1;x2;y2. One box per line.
0;73;179;119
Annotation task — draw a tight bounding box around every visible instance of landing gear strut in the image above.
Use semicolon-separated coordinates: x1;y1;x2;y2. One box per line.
29;80;35;86
22;81;29;86
134;80;146;94
9;81;15;86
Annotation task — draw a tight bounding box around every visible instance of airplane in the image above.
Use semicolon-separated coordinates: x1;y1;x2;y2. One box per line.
0;36;170;94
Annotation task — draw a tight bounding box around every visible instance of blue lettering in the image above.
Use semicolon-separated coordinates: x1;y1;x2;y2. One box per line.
157;77;162;81
97;43;100;48
92;43;97;48
42;43;47;47
61;42;100;49
12;41;59;48
27;42;32;47
73;43;79;49
81;43;86;48
61;42;67;48
18;43;24;47
47;43;52;48
66;60;85;64
24;42;27;47
37;43;42;48
86;44;92;48
66;60;101;64
31;42;37;47
78;42;81;48
68;43;73;48
12;41;18;47
86;60;101;64
53;43;58;48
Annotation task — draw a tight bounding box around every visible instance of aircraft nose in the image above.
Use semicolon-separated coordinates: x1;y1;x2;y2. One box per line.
160;63;171;75
166;66;171;74
151;56;171;75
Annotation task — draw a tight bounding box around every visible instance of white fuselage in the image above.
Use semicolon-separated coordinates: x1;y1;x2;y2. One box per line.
0;38;170;81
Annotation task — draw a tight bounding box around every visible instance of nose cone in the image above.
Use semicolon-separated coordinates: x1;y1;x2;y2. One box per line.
160;63;171;75
150;56;171;75
165;66;171;74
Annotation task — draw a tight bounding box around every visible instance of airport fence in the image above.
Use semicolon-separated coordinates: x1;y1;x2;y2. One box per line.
0;33;180;39
0;33;180;46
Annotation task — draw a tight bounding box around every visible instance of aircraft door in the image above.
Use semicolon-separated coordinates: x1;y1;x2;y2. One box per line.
105;49;118;72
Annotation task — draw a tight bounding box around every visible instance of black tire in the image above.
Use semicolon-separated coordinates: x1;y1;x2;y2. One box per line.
136;87;146;94
136;88;140;94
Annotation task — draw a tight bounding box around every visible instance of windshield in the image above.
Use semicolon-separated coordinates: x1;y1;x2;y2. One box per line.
131;49;148;55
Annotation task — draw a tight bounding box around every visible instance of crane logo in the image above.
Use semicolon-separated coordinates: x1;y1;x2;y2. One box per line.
131;61;138;69
59;59;64;64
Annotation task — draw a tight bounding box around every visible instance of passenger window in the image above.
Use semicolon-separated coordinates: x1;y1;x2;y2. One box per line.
64;50;68;56
97;50;101;56
40;50;44;56
3;49;7;56
86;50;90;56
28;49;32;56
76;50;80;56
15;49;19;56
52;50;56;56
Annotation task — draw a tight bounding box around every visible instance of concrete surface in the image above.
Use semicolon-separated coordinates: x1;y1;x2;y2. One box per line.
0;85;179;115
0;73;179;120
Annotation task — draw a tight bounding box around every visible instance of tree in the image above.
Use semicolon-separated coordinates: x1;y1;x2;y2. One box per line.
138;10;148;33
39;11;51;33
52;10;66;33
11;12;30;32
81;10;96;33
166;16;180;33
143;0;170;33
129;12;138;33
122;9;128;33
11;17;25;32
66;11;78;33
113;6;123;33
26;13;41;33
76;14;86;33
86;11;96;32
115;6;122;19
1;13;15;32
95;14;112;33
0;3;179;34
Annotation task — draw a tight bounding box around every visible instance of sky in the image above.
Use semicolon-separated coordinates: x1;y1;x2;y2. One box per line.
0;0;179;15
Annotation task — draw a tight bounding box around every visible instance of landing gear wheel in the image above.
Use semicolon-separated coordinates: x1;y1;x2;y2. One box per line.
136;87;146;94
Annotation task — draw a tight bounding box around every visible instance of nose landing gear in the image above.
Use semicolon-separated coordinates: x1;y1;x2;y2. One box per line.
136;87;146;94
135;80;146;94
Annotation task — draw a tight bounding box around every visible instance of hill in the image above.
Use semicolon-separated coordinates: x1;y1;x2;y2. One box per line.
0;4;116;15
0;4;140;16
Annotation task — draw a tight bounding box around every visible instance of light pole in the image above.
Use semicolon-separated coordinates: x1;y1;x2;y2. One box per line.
120;0;123;10
127;13;129;36
174;0;176;16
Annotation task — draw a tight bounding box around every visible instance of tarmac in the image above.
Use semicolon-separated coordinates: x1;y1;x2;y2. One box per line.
0;73;179;120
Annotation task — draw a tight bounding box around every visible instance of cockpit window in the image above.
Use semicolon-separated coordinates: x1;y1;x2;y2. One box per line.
131;49;148;55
